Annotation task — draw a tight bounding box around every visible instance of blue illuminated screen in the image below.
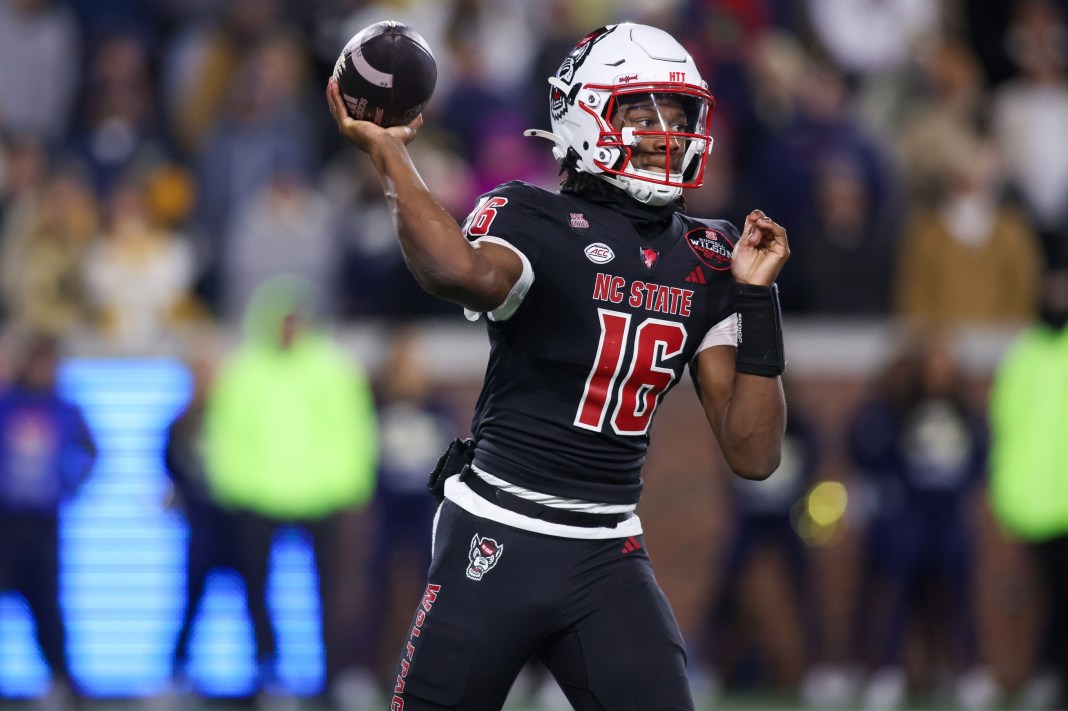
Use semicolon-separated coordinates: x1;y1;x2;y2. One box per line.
0;359;324;698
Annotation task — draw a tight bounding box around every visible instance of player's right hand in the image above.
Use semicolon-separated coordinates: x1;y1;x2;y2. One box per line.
326;78;422;152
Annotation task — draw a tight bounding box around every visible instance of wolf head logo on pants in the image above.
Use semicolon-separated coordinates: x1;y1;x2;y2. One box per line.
466;534;503;581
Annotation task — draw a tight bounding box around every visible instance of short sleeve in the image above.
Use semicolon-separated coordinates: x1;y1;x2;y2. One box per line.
695;312;738;353
460;181;544;322
463;237;534;322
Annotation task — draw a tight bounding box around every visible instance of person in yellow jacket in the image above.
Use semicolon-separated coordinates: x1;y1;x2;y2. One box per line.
203;275;378;706
989;269;1068;710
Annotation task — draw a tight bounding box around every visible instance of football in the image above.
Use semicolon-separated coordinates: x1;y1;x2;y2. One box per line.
333;21;437;127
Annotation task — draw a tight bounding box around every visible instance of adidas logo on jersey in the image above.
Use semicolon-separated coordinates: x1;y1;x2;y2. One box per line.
621;536;642;554
684;266;707;284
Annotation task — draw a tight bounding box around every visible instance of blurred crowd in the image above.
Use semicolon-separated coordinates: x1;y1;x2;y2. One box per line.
0;0;1066;347
4;0;1068;709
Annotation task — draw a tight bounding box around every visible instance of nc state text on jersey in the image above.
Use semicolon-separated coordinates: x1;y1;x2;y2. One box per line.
592;273;694;316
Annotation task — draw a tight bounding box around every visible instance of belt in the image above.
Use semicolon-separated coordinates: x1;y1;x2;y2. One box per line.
459;467;628;529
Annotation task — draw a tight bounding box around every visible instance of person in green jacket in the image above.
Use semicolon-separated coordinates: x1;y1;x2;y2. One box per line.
203;275;378;705
989;268;1068;710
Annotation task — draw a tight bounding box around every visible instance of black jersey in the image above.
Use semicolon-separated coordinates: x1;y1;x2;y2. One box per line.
463;181;739;505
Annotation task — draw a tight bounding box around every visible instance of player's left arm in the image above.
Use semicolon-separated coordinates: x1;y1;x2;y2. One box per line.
692;210;789;480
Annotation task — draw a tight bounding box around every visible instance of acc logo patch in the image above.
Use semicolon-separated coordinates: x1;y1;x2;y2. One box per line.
585;242;615;264
466;535;504;581
685;227;734;271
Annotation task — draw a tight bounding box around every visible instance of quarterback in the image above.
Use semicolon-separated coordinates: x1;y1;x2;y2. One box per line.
327;22;790;711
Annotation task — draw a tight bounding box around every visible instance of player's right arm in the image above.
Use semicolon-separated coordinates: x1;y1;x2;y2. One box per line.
326;78;522;313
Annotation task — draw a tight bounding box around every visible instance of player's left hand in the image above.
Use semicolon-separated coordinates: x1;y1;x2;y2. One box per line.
326;78;422;153
732;210;789;286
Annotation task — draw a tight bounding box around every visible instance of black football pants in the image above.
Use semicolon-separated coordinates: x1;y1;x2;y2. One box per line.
387;500;694;710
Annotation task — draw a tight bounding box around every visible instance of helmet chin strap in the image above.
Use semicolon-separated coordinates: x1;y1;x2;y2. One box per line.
599;171;683;207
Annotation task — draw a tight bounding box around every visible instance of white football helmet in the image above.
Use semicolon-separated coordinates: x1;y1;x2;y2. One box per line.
526;23;715;206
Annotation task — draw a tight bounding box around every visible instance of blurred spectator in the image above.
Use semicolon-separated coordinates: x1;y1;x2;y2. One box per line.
66;0;162;49
804;0;941;142
690;382;819;700
988;269;1068;710
736;54;895;269
161;355;236;704
441;0;535;97
896;36;987;204
735;30;804;147
521;0;587;133
220;163;336;325
848;335;993;710
436;42;511;161
0;170;98;338
62;30;171;198
429;0;547;156
153;0;234;32
0;0;81;145
346;327;463;705
894;136;1042;327
803;0;938;76
991;0;1068;268
83;176;200;352
734;45;898;315
321;147;405;318
202;276;378;706
957;0;1017;86
0;135;48;227
193;31;316;309
675;0;769;143
162;0;286;155
322;142;473;318
0;334;97;709
788;154;897;315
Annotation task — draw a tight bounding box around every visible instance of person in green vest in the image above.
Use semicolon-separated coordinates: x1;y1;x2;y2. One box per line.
203;275;378;707
989;268;1068;710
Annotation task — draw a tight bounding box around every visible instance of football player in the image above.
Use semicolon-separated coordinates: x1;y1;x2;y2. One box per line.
327;22;790;711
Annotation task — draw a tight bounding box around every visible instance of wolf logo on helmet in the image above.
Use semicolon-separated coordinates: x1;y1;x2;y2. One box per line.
527;23;716;207
551;26;617;121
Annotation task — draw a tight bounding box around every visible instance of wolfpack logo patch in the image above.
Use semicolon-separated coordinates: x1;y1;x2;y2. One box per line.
466;535;504;581
640;247;659;269
686;227;734;271
585;242;615;264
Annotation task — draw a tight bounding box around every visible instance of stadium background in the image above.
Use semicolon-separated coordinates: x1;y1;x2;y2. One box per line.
0;0;1064;709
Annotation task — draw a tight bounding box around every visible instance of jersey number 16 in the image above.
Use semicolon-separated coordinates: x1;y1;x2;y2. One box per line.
574;309;687;436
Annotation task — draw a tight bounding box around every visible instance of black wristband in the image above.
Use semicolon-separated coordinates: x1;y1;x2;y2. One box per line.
733;282;786;377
